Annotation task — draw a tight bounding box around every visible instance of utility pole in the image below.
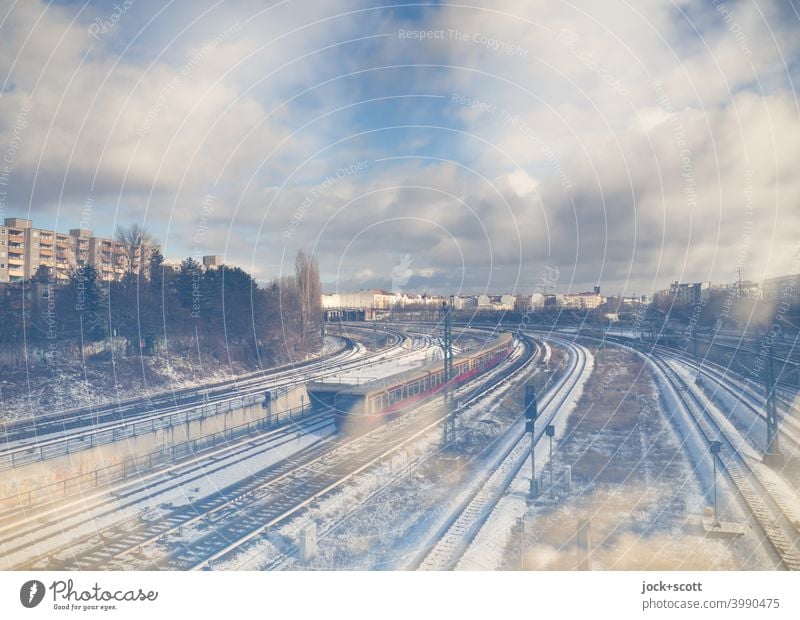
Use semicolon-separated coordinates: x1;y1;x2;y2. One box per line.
525;384;539;498
737;268;743;300
763;341;782;465
693;326;703;385
546;424;555;498
442;300;456;447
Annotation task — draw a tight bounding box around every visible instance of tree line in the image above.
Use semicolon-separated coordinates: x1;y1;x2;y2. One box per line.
0;230;323;370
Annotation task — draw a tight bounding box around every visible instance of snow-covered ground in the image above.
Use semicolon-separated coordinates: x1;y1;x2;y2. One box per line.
1;418;336;570
461;344;771;570
0;336;349;423
212;340;568;570
312;336;436;386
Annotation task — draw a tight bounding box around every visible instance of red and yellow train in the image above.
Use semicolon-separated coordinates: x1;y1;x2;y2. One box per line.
306;331;514;431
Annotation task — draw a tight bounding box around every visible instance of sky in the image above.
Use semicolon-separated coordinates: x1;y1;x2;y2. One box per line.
0;0;798;296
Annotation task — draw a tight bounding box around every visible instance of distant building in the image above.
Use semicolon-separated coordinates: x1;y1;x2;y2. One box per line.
321;289;400;310
709;279;762;300
622;295;649;306
453;295;477;309
560;288;605;310
761;274;798;302
0;217;147;284
499;294;516;310
529;293;546;309
656;280;710;305
203;255;223;270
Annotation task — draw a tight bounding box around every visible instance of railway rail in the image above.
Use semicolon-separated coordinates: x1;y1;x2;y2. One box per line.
649;353;800;571
1;327;495;570
0;327;413;471
131;332;537;570
411;337;589;570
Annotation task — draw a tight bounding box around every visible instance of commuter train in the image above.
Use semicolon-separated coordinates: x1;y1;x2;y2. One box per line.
306;331;514;431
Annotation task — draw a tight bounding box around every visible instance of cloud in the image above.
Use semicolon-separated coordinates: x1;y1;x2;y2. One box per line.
0;0;797;293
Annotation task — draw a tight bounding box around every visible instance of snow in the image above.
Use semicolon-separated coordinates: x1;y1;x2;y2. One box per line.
455;340;593;570
0;417;336;570
214;339;577;570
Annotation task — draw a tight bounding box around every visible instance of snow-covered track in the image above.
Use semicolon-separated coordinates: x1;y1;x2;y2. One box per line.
658;350;800;450
170;332;538;570
4;330;533;570
651;354;800;571
1;410;337;570
411;338;589;570
0;328;413;471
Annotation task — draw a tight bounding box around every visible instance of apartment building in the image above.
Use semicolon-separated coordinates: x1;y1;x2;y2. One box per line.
0;218;72;283
0;217;151;284
559;286;605;310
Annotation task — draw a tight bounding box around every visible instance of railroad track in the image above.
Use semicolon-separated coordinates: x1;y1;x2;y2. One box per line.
0;321;412;448
410;337;590;570
1;328;483;569
660;352;800;451
1;410;337;570
0;335;355;442
139;332;536;570
650;353;800;571
0;328;417;471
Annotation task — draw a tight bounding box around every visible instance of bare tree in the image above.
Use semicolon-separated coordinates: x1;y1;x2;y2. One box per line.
115;223;153;277
295;250;322;347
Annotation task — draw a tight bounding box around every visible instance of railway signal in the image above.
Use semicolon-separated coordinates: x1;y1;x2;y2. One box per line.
546;424;555;497
525;384;538;498
710;440;722;527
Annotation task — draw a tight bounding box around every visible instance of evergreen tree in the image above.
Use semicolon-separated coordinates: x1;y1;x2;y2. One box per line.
66;265;108;342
